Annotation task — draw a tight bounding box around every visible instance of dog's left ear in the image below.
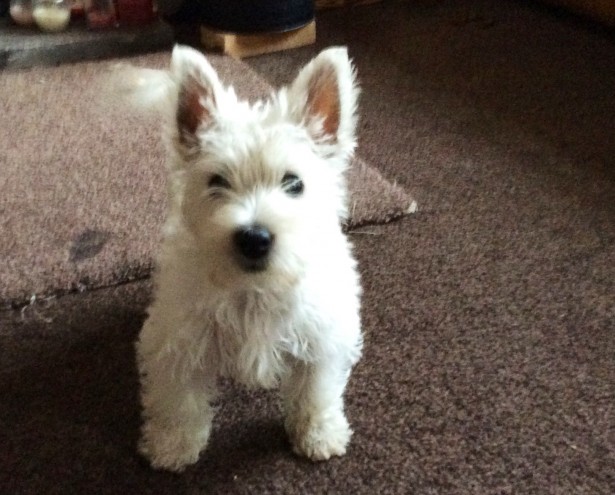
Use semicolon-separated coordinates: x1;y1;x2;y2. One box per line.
170;45;223;150
288;47;359;161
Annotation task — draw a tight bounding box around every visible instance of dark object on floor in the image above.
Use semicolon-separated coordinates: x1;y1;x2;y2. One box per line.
199;0;314;33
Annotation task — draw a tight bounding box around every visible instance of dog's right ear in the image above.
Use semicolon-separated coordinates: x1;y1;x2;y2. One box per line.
170;46;222;149
287;47;358;163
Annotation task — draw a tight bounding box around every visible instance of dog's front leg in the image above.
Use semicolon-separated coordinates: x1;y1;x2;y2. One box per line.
281;357;355;461
136;313;217;472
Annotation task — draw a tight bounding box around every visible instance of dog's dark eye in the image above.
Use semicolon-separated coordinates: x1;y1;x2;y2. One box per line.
208;174;231;189
282;173;304;197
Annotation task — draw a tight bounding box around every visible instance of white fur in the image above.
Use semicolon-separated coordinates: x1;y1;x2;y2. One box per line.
124;46;362;472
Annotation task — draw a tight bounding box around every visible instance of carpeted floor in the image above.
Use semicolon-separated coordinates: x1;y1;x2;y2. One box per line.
1;0;614;493
0;53;412;307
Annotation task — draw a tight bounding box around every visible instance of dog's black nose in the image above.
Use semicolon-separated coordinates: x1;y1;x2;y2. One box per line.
234;225;273;263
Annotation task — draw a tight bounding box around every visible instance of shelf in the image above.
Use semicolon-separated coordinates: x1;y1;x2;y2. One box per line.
1;17;174;69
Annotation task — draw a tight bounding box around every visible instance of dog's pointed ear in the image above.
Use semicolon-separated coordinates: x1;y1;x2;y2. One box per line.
170;45;222;148
288;47;359;160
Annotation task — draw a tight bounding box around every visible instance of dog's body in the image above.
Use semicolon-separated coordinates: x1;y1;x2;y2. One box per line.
131;46;362;472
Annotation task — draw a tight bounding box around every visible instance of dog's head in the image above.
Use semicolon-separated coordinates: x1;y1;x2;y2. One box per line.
160;46;359;291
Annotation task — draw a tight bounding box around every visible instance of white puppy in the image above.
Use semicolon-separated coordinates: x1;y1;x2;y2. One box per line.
132;46;363;472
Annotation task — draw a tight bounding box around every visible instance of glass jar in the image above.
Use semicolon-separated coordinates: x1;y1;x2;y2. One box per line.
84;0;117;29
32;0;71;32
10;0;35;26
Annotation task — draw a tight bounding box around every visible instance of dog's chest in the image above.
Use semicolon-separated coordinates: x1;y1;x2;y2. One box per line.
211;296;310;388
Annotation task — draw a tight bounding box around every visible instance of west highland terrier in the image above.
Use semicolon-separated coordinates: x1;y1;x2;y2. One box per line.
126;45;363;472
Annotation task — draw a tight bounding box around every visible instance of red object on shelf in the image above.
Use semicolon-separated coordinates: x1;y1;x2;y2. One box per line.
84;0;116;28
86;8;116;28
115;0;155;26
71;0;84;17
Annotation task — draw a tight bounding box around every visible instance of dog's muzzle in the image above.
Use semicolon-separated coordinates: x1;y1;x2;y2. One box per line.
233;225;273;272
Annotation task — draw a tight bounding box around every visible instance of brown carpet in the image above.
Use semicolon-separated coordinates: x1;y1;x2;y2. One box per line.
0;53;413;308
1;0;614;493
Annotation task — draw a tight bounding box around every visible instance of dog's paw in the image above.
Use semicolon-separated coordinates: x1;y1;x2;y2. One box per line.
288;412;352;461
139;421;210;472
